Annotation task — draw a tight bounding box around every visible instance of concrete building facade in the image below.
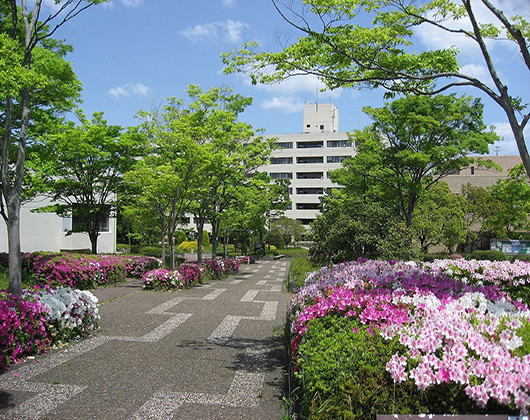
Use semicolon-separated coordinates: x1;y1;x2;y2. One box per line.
0;196;117;254
263;103;354;225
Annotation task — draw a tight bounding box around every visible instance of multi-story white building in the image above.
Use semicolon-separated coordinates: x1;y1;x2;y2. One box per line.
263;103;355;225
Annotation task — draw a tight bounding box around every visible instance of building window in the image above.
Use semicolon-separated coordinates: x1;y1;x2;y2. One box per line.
319;125;324;131
287;188;293;195
296;203;320;210
327;155;348;163
71;204;110;232
297;172;323;179
270;172;293;179
276;141;293;149
297;141;323;149
297;156;323;164
297;218;315;225
180;217;190;224
327;140;351;148
297;188;324;195
270;157;293;165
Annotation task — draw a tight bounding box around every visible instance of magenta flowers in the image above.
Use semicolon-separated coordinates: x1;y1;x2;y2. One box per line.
291;258;530;414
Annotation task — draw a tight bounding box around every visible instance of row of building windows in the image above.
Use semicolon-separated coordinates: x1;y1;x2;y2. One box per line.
270;156;349;164
270;172;339;179
275;140;353;149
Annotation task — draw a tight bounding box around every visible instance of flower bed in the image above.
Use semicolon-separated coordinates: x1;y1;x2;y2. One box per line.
21;252;160;289
1;286;99;368
291;259;530;418
142;258;240;291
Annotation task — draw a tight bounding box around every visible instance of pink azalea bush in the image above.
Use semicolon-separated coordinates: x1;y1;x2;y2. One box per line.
1;286;100;368
21;252;160;289
291;259;530;414
143;258;240;291
0;291;50;368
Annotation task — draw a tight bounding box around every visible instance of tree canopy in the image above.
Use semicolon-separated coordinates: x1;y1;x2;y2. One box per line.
331;94;497;227
1;0;105;294
223;0;530;176
31;111;143;254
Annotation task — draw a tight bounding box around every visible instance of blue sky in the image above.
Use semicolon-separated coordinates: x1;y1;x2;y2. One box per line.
44;0;529;155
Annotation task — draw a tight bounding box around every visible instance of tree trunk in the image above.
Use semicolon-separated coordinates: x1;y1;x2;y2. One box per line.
89;231;98;254
210;219;220;259
6;194;22;296
196;219;205;264
168;229;175;270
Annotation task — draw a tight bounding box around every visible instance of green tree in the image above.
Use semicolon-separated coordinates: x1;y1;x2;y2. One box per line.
223;0;530;176
412;182;468;253
484;164;530;239
460;183;500;250
31;111;143;254
1;1;104;295
308;191;414;264
270;217;306;246
331;94;497;227
124;95;209;270
184;85;273;263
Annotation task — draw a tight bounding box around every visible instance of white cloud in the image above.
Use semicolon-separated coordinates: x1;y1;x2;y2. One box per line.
489;122;530;156
221;0;237;7
414;0;522;59
179;20;249;44
223;20;249;44
108;83;152;99
261;97;305;114
240;70;344;99
121;0;143;7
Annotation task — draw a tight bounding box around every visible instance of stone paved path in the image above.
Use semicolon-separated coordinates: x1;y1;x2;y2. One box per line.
0;260;290;419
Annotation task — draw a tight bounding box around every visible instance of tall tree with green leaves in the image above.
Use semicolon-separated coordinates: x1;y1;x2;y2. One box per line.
484;164;530;239
184;85;273;263
223;0;530;176
125;94;209;269
412;182;469;253
1;0;105;294
331;94;498;227
31;111;143;254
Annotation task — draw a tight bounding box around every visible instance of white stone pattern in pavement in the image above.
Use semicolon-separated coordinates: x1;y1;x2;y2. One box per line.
0;261;285;420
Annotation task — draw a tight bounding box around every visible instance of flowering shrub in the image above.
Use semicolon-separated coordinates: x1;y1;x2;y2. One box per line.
424;258;530;305
291;259;530;416
235;255;251;264
142;258;240;290
117;255;161;277
143;269;185;291
21;252;160;289
24;286;100;342
0;291;50;368
0;286;99;368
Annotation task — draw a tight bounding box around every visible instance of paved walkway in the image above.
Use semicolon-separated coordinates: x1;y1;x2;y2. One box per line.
0;260;290;419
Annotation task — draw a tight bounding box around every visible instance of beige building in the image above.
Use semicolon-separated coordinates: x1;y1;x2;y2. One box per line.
444;155;522;193
262;103;354;225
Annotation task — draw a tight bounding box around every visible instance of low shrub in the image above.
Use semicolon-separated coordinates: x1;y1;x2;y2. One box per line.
512;254;530;263
0;286;100;368
178;240;200;253
24;286;99;343
290;259;529;417
143;269;185;291
20;253;160;289
288;257;322;291
0;291;50;368
295;316;505;419
142;258;240;291
468;249;508;261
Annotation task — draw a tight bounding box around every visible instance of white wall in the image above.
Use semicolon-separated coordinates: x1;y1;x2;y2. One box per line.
0;197;116;254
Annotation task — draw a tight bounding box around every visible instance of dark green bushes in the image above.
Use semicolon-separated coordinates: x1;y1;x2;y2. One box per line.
295;315;513;419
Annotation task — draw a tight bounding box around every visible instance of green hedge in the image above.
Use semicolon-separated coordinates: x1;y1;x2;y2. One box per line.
295;315;511;419
467;250;508;261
